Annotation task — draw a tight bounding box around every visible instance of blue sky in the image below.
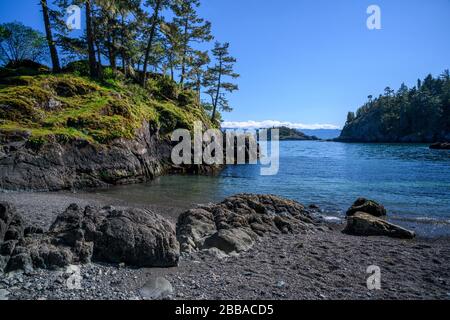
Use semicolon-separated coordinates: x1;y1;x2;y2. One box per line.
1;0;450;128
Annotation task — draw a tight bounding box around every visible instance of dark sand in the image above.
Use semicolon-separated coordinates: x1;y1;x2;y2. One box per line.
1;191;449;300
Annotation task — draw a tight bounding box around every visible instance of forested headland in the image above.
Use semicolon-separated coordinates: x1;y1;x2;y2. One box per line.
0;0;241;191
0;0;239;144
338;72;450;143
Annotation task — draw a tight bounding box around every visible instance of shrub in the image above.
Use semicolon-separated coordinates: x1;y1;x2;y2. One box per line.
62;60;90;77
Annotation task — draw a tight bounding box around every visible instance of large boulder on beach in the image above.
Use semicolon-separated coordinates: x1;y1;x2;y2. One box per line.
344;212;415;239
177;194;318;255
48;204;180;268
1;202;179;273
93;208;179;267
346;198;386;217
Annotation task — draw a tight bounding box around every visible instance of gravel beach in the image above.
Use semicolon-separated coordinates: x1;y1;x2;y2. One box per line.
1;191;449;300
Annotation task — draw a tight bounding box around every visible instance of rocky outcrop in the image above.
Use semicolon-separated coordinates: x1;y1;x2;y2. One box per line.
0;123;171;191
0;202;179;273
430;142;450;150
344;212;415;239
275;127;320;141
0;122;222;191
346;198;386;217
177;194;319;255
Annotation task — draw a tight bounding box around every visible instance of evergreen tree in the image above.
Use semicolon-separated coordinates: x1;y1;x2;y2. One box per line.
186;50;209;105
172;0;212;86
160;21;182;81
141;0;171;86
85;0;98;78
40;0;61;72
204;42;239;121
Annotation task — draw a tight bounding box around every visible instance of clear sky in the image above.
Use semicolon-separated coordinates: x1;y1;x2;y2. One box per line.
1;0;450;128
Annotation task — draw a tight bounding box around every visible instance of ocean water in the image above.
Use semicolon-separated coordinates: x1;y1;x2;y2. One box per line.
91;141;450;237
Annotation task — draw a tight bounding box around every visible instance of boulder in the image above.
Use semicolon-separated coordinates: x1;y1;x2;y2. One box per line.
177;209;216;253
0;202;24;272
93;208;180;267
346;198;386;217
0;202;180;273
344;212;415;239
203;228;257;254
177;194;318;255
430;142;450;150
0;202;24;242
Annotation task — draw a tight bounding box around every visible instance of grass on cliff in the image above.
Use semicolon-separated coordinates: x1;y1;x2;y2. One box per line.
0;73;214;145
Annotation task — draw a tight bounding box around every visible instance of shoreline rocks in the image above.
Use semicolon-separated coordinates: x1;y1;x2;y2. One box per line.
177;194;319;256
344;212;415;239
430;142;450;150
0;202;179;273
344;198;415;239
0;122;222;192
346;198;386;217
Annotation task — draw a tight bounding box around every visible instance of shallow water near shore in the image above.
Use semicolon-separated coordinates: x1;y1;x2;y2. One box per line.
87;141;450;238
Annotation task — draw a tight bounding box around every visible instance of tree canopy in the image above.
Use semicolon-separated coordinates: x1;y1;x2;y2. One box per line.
1;0;240;123
340;71;450;142
0;22;48;66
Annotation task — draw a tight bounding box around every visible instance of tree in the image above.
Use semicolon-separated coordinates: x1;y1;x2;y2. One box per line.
204;42;239;121
172;0;212;86
384;86;394;97
343;71;450;142
40;0;61;72
0;22;48;66
346;112;355;124
141;0;170;86
85;0;98;78
186;50;209;105
160;21;182;81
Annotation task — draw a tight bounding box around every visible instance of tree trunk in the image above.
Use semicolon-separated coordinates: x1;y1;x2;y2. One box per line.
211;59;223;121
86;0;98;78
196;74;201;106
179;18;189;87
106;34;116;72
141;0;162;86
40;0;60;72
121;15;127;77
93;20;102;78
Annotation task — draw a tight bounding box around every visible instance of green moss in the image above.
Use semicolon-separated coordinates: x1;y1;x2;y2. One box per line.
0;73;213;145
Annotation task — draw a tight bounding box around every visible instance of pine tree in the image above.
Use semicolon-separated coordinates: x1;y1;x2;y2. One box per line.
172;0;212;86
40;0;61;72
204;42;239;121
141;0;171;86
186;50;209;105
160;21;182;81
85;0;98;78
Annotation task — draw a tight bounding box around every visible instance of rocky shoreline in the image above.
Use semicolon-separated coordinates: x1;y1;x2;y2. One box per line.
0;123;222;192
0;192;449;300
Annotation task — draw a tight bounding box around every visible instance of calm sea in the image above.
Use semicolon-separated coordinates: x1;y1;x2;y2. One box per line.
91;141;450;237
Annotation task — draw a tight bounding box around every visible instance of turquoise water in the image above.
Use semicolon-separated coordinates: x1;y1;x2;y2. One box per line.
92;141;450;237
